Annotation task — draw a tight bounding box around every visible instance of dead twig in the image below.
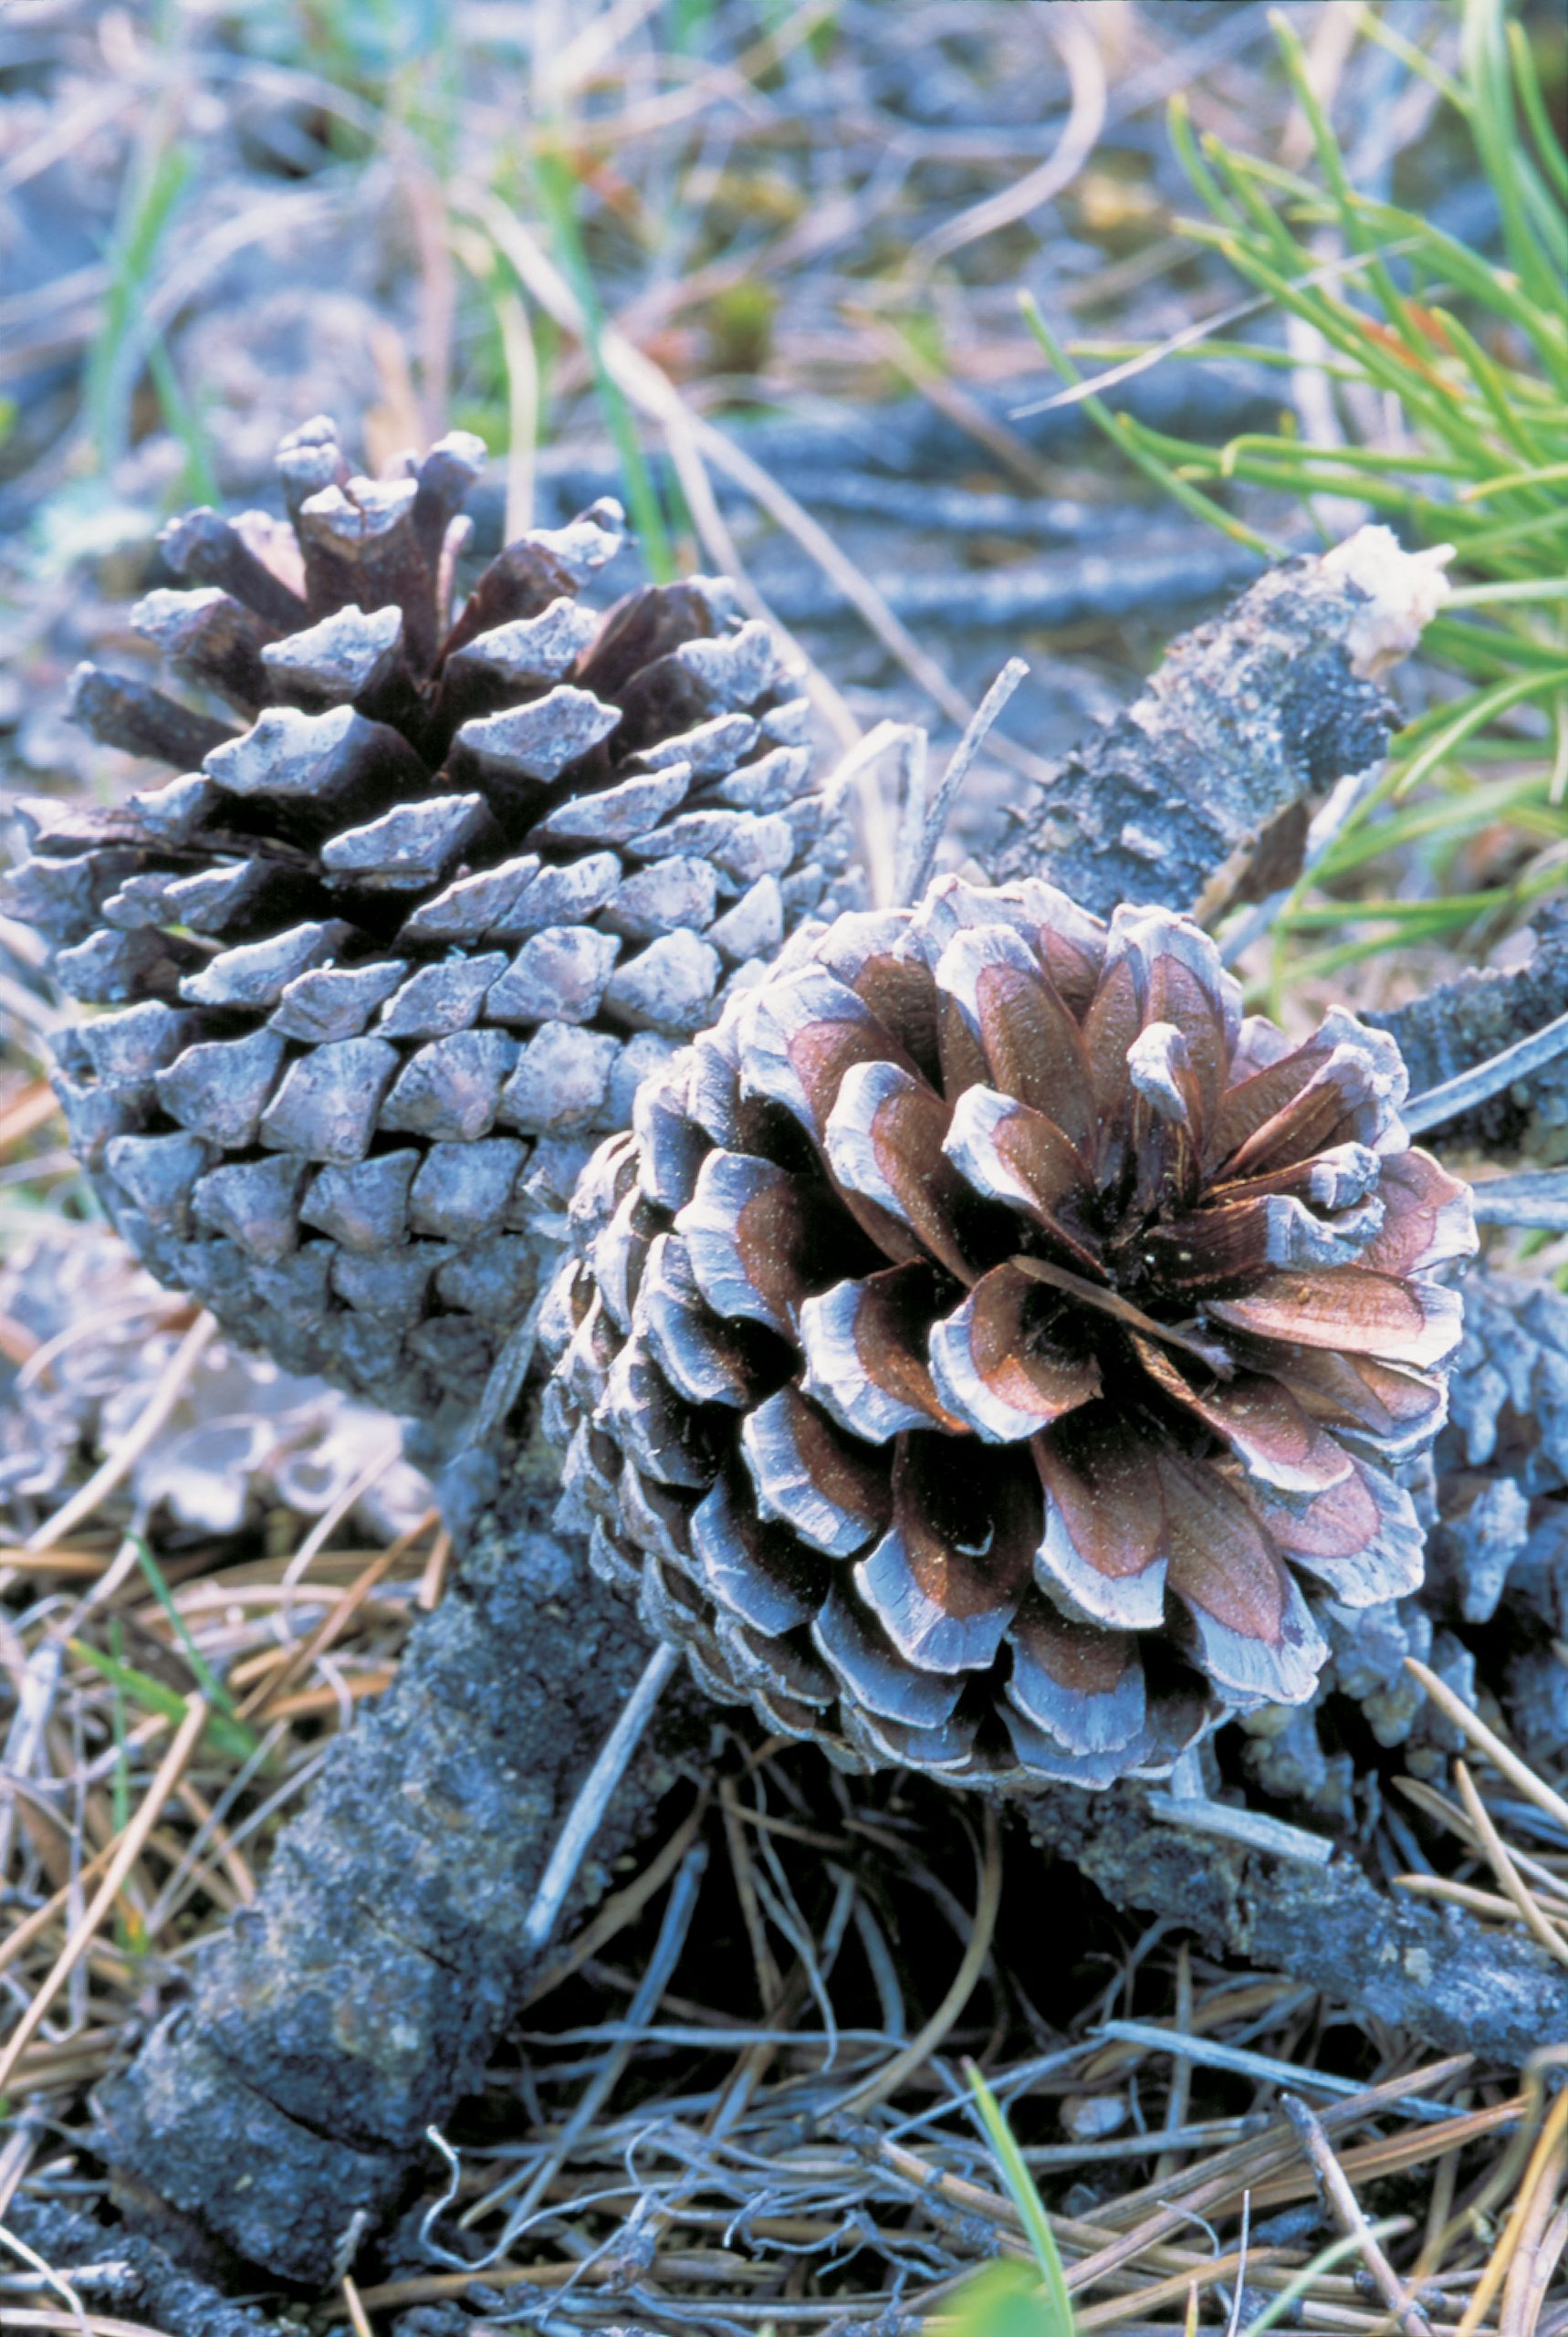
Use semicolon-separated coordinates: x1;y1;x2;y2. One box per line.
1282;2092;1435;2337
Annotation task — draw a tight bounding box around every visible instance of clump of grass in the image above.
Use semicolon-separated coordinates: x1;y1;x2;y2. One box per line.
1023;0;1568;995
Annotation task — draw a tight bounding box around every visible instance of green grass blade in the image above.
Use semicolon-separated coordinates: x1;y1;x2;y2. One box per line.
1241;2220;1410;2334
145;335;219;508
1018;298;1277;556
68;1637;265;1767
84;139;192;468
1351;2;1468;110
1447;578;1568;609
1270;7;1427;359
965;2063;1077;2335
1421;620;1568;681
1167;89;1243;227
531;144;675;582
1396;666;1568;797
131;1533;240;1716
1463;0;1566;308
1509;17;1568;205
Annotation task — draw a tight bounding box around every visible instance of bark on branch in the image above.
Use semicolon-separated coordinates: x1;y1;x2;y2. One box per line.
1019;1788;1568;2067
1376;904;1568;1157
94;1451;695;2286
991;532;1445;924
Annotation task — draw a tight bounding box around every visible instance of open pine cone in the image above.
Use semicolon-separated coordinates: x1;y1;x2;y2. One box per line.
5;418;849;1426
543;877;1477;1788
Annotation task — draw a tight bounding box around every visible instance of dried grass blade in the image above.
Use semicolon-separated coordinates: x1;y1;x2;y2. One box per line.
1452;1760;1568;1968
1406;1658;1568;1839
458;193;989;740
1282;2094;1433;2337
24;1314;218;1555
520;1640;679;1954
840;1806;1002;2113
0;1696;207;2096
1072;2240;1309;2331
523;1792;711;2007
1458;2084;1568;2337
240;1537;408;1723
921;13;1106;265
0;1838;120;1982
0;1082;65;1150
1500;2161;1568;2337
1396;1872;1568;1926
0;2317;176;2336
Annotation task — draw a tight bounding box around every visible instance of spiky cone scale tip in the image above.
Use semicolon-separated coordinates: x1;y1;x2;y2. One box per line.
542;876;1477;1790
5;417;853;1430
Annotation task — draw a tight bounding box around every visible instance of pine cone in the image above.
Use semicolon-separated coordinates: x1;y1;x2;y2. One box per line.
5;418;849;1425
542;877;1476;1789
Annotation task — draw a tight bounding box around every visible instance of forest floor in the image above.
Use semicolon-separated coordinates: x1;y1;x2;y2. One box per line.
2;4;1566;2332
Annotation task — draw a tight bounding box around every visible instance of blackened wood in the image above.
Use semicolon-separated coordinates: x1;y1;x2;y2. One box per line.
1375;906;1568;1153
758;537;1262;634
990;550;1403;922
1018;1787;1568;2068
94;1456;704;2284
461;370;1281;554
4;2196;295;2337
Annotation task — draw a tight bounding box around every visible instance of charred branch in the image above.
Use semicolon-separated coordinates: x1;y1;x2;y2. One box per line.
93;1452;700;2287
1376;904;1568;1157
990;532;1448;925
1019;1786;1568;2069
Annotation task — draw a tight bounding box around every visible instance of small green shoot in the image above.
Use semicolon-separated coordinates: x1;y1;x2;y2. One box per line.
532;142;676;582
107;1617;144;1957
942;2063;1077;2337
83;138;196;472
1239;2216;1409;2333
130;1535;242;1722
69;1637;265;1770
945;2259;1071;2337
109;1618;131;1842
